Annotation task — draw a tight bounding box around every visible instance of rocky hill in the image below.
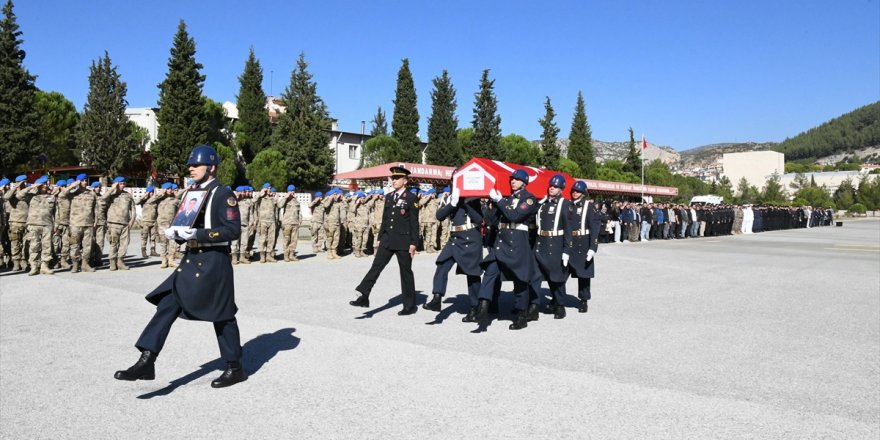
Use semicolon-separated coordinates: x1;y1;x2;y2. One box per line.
675;142;777;171
556;139;680;165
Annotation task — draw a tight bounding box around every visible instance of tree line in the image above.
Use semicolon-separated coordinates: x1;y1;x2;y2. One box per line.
775;101;880;162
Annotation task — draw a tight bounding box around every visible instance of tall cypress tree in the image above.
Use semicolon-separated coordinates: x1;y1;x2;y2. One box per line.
152;20;208;179
77;52;139;178
471;69;502;160
538;96;560;169
269;52;333;189
425;70;460;166
235;48;271;163
623;127;640;174
370;106;387;136
568;91;596;178
0;0;39;175
391;58;421;163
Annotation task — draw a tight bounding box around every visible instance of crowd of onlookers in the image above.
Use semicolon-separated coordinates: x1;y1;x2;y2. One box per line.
592;201;835;243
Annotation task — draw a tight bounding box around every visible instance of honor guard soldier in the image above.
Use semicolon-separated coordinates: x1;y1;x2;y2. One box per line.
567;181;601;313
277;184;302;262
474;169;540;329
534;174;573;319
351;166;420;315
67;174;97;272
115;145;247;388
425;184;484;317
4;175;30;272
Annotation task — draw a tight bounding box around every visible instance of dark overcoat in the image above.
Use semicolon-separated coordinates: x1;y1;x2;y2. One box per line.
534;195;572;283
567;197;601;279
434;197;483;276
146;180;241;321
481;188;539;283
379;190;420;251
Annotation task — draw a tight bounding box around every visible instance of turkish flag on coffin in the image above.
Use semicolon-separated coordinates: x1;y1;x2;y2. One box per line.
453;157;576;199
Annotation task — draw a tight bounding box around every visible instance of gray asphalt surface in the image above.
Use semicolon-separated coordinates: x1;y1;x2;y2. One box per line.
1;220;878;439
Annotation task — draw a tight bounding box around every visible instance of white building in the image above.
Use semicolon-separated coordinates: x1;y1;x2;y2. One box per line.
779;170;872;195
124;108;159;151
722;151;785;193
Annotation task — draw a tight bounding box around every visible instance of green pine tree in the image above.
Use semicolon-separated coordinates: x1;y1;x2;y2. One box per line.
370;106;388;136
270;52;333;189
391;59;421;163
471;69;502;160
623;127;640;174
538;96;560;169
77;52;139;178
235;48;272;163
152;20;209;179
35;90;79;167
568;91;596;178
246;148;289;190
0;0;39;175
425;70;461;166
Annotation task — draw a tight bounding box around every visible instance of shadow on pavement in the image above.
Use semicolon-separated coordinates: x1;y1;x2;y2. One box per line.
355;292;426;319
424;294;471;325
136;327;300;399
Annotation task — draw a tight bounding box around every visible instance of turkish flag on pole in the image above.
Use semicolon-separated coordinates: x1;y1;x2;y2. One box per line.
642;134;648;150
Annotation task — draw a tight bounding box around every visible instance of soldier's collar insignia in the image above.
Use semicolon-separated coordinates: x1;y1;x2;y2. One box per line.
227;197;237;207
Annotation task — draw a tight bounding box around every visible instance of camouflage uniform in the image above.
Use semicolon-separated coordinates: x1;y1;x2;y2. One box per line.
91;187;108;267
103;185;135;271
23;185;56;275
53;185;73;267
156;190;180;268
255;190;278;263
322;193;343;259
68;182;97;272
438;192;451;248
137;192;161;257
277;193;302;262
309;196;326;253
232;192;254;264
4;182;30;271
420;194;439;253
0;186;6;267
351;196;371;257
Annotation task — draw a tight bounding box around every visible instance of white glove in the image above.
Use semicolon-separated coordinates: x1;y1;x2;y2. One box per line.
450;187;460;206
177;228;196;240
587;249;596;261
561;253;569;267
163;228;178;240
488;188;502;202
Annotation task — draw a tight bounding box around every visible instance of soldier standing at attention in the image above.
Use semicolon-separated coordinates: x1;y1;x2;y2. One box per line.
350;166;420;315
231;186;253;264
369;189;384;254
350;191;371;258
53;179;73;269
156;183;178;268
322;189;343;260
137;185;161;257
309;192;325;254
67;174;97;273
22;176;56;276
114;145;246;388
534;174;573;319
420;189;439;253
5;176;30;272
438;186;452;248
90;181;107;268
277;184;302;262
103;177;136;271
0;178;8;270
567;181;601;313
254;183;278;263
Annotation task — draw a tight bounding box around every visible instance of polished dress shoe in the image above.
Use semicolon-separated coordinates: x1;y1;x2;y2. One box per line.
211;361;247;388
423;294;442;311
398;306;418;316
461;307;477;323
349;295;370;308
578;299;589;313
114;350;157;381
472;299;490;322
525;304;540;322
509;311;528;330
554;305;566;319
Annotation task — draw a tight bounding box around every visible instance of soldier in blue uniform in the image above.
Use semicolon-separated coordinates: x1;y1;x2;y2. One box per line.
114;145;247;389
567;181;601;313
350;166;420;315
423;182;484;319
473;169;540;330
534;174;573;319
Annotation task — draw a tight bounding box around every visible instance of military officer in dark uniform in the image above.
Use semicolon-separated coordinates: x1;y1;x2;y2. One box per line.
114;145;247;389
424;180;484;320
473;168;540;330
534;174;573;319
567;181;601;313
350;166;420;315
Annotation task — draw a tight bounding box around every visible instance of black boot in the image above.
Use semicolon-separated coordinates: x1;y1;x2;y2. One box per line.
578;299;589;313
461;307;477;323
554;305;567;319
349;295;370;308
509;311;528;330
211;361;248;388
472;299;490;322
526;303;540;322
422;293;442;311
488;300;499;315
114;350;157;381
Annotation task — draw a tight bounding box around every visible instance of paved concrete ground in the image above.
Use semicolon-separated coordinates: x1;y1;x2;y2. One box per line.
1;220;878;439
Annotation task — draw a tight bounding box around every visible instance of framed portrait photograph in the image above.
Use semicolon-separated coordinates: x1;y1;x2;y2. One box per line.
171;190;208;229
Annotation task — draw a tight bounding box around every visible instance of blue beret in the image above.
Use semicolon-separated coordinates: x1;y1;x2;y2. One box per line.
262;182;271;189
287;184;296;192
234;186;243;192
410;188;418;193
57;179;68;186
0;178;8;186
442;186;450;192
15;175;26;183
145;185;155;193
160;182;172;190
171;184;178;190
90;181;101;188
35;175;49;185
246;186;254;191
314;192;322;197
76;173;88;181
112;176;126;183
427;189;436;194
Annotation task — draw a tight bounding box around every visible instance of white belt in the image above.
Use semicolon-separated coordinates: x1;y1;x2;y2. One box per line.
538;230;565;237
498;222;529;231
571;229;590;236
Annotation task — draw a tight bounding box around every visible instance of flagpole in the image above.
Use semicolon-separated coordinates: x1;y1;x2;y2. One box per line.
641;134;645;202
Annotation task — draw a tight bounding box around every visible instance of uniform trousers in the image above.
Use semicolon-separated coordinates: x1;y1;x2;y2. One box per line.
351;226;368;253
107;223;131;261
69;226;94;262
27;224;53;265
136;294;242;362
258;222;276;257
431;257;481;306
8;222;27;263
478;261;530;311
140;222;158;252
356;244;416;309
577;278;592;300
280;224;300;256
53;224;70;260
310;222;325;251
324;224;340;253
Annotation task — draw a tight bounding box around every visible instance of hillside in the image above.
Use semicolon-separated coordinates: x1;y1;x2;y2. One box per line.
677;142;777;170
556;139;680;165
774;101;880;162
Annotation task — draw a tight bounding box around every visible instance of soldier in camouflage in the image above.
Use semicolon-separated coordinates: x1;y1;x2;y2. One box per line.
369;189;384;254
4;176;30;272
90;181;108;268
255;183;278;263
231;186;254;264
277;184;302;262
156;183;180;268
350;192;371;257
309;192;325;253
67;174;97;272
23;176;56;276
52;179;73;269
322;189;343;260
137;185;161;258
103;176;136;271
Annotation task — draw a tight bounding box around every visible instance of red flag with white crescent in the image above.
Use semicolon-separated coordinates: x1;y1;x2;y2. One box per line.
642;135;648;150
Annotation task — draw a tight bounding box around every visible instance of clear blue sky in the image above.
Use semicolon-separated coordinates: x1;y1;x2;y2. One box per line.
15;0;880;150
